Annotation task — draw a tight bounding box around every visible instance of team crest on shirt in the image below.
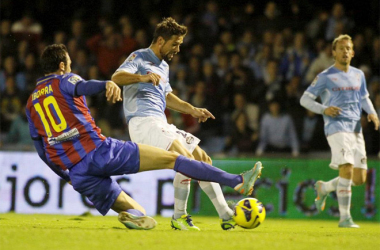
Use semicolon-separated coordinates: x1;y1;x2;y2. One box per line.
127;53;137;62
68;75;82;85
311;76;318;86
186;136;194;144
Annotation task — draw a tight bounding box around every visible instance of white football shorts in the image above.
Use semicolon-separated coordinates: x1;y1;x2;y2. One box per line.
128;116;200;153
326;132;367;170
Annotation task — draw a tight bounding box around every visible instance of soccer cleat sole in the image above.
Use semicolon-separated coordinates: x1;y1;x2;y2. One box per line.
118;211;157;230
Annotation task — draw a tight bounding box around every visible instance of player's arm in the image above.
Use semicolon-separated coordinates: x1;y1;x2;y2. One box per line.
62;74;121;103
361;96;379;130
75;80;122;103
300;73;342;117
166;92;215;123
300;93;342;118
111;71;161;86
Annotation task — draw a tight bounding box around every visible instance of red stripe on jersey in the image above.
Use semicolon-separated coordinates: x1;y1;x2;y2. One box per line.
73;96;106;153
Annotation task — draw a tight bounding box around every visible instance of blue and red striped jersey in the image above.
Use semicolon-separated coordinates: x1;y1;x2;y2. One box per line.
26;73;106;170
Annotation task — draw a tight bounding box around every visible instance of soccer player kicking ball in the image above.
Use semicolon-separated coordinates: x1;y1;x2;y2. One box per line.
300;34;379;228
26;44;263;230
112;17;240;230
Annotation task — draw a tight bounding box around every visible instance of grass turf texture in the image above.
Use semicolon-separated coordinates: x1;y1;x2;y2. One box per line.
1;213;379;250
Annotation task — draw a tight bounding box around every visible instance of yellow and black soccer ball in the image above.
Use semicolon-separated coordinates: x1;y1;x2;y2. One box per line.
233;198;266;229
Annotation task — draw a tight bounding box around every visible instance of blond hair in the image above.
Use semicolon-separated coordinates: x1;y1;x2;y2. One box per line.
332;34;353;50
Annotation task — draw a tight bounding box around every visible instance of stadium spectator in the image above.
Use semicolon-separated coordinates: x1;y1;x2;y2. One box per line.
280;32;313;81
54;31;67;45
70;19;87;49
351;33;371;67
72;49;90;78
87;24;129;77
224;111;258;154
370;37;380;76
305;43;333;83
11;12;42;50
4;101;33;150
325;3;354;41
255;1;283;36
0;20;17;59
230;93;260;132
256;99;299;157
0;56;18;92
300;109;327;153
0;76;23;133
262;60;283;103
306;10;328;40
18;52;40;95
222;53;255;110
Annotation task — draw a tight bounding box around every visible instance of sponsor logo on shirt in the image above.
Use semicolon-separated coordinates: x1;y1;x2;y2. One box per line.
48;128;80;145
332;86;360;91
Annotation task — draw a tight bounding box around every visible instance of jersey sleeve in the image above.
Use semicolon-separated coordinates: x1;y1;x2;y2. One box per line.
116;52;144;74
60;73;85;96
25;107;40;140
359;71;369;99
304;73;327;99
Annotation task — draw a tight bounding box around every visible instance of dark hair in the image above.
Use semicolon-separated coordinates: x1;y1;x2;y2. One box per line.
40;44;68;74
152;17;187;43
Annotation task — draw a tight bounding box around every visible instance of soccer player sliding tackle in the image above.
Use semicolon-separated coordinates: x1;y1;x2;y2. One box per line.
26;44;263;230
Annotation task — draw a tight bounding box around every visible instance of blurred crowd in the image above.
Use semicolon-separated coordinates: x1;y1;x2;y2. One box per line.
1;0;379;157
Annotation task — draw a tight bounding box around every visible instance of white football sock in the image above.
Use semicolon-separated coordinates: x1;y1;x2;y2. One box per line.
173;172;191;219
199;181;233;221
324;177;339;193
336;177;352;222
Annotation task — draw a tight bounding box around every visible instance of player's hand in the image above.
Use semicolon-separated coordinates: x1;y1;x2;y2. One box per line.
141;73;161;86
323;106;342;117
105;81;122;103
368;114;379;130
191;107;215;123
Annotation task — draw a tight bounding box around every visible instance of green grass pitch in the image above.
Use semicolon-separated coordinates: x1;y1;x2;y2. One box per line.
1;213;379;250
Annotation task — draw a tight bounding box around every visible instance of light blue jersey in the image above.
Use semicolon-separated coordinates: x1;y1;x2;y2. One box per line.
116;48;172;122
304;65;369;136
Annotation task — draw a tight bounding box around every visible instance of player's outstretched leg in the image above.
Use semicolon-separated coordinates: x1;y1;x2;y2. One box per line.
174;156;263;196
118;209;157;230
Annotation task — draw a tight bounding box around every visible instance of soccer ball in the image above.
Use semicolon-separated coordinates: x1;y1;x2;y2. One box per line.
233;198;266;229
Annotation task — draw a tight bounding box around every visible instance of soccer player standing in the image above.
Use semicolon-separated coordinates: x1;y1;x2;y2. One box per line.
27;44;262;230
300;34;379;228
112;17;262;230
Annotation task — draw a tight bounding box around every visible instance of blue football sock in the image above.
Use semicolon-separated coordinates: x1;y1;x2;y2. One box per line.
173;155;242;188
126;209;145;216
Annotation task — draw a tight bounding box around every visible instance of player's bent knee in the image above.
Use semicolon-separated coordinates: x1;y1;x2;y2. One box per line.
203;154;212;164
